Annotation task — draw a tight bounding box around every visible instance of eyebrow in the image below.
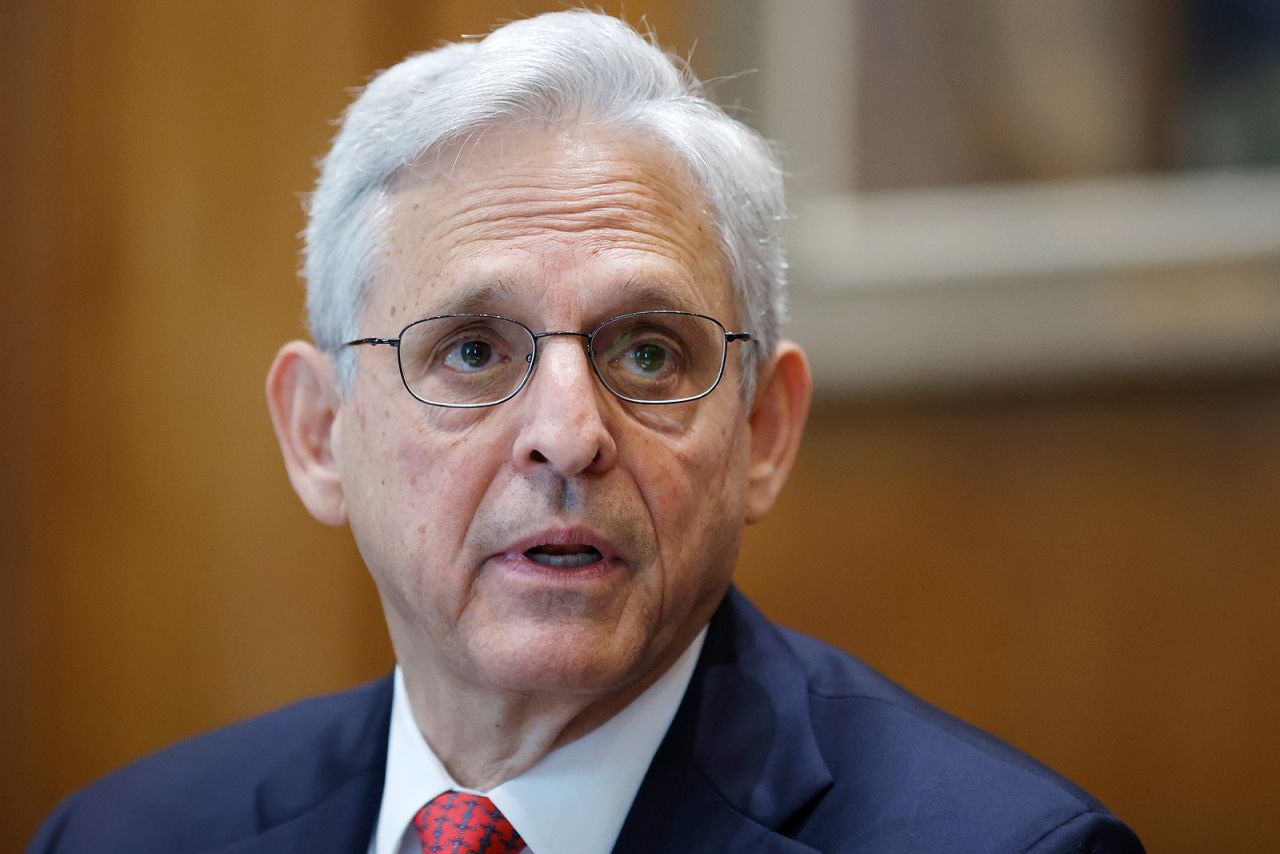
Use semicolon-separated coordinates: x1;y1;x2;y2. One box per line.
430;281;521;316
612;278;700;314
425;276;703;320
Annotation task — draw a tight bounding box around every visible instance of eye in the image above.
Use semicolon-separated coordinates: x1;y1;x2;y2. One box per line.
628;342;670;375
611;334;681;381
593;313;700;399
437;331;511;373
447;339;494;371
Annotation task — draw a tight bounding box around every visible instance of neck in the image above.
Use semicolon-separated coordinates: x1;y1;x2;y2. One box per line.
392;636;691;791
406;686;577;790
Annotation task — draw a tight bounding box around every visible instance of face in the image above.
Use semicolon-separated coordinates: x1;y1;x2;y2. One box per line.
333;124;753;703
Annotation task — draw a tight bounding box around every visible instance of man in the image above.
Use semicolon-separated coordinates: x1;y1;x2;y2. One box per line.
30;11;1143;853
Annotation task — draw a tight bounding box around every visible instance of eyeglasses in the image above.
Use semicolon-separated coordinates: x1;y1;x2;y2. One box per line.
344;310;752;407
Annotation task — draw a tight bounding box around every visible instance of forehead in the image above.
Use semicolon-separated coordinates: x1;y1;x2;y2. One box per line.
369;124;731;323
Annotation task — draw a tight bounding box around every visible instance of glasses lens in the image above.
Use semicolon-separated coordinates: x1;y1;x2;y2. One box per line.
398;316;534;406
591;312;726;403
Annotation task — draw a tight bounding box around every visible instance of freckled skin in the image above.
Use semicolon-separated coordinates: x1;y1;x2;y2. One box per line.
333;126;754;768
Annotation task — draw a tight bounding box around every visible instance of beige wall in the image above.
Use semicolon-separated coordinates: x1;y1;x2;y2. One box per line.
5;3;1277;851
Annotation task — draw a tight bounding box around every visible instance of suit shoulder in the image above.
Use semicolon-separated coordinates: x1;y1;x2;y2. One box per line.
28;677;391;853
773;627;1142;851
81;676;390;794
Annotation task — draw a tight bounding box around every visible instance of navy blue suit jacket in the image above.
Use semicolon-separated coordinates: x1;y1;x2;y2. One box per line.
30;588;1143;852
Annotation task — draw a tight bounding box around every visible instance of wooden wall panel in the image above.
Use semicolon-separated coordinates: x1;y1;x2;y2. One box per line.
738;383;1280;853
2;2;63;847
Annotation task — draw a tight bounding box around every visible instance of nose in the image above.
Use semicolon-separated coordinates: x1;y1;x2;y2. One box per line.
510;335;618;477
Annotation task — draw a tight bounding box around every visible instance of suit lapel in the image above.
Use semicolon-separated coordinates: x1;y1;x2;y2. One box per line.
213;676;393;854
615;588;832;853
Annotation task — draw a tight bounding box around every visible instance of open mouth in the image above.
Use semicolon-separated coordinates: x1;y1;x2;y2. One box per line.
523;544;604;569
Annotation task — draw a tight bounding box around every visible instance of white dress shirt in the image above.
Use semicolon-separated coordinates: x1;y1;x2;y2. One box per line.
369;628;707;854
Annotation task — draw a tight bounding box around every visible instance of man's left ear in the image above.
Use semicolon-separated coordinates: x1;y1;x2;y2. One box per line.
745;341;812;524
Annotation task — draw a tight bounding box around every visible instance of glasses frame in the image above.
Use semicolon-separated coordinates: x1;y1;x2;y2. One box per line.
344;309;752;408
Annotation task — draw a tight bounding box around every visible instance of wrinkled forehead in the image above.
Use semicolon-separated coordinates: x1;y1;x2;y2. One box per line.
366;123;733;325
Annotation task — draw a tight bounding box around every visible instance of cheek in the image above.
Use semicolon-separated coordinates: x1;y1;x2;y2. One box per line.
345;407;501;593
634;415;751;588
392;421;499;555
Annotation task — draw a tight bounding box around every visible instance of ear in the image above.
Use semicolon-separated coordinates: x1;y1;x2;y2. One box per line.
265;341;347;527
745;341;812;524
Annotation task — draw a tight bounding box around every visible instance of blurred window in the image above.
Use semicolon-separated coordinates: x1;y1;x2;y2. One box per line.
852;0;1280;190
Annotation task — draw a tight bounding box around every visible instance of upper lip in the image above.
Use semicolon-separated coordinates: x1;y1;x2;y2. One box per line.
499;527;617;562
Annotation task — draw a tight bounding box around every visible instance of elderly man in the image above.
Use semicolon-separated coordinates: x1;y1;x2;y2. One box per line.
31;11;1142;854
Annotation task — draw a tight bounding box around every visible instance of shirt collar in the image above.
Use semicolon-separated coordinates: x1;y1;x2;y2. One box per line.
372;628;707;854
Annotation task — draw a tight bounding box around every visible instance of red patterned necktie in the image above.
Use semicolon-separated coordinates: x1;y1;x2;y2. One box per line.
413;790;525;854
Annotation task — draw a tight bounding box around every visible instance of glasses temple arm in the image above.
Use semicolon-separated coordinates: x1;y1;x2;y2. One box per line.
344;337;400;347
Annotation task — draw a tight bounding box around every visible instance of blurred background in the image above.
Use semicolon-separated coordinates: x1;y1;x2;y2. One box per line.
4;1;1279;850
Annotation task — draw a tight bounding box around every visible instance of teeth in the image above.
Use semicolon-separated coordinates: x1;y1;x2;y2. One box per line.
525;548;603;569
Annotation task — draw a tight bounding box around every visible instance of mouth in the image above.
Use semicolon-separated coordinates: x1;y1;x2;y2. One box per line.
523;543;605;569
497;528;617;577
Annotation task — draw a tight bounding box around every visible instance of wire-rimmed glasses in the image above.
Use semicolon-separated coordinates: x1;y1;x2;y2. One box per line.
344;310;752;407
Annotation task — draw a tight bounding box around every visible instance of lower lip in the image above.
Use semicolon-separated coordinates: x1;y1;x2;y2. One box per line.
490;551;624;583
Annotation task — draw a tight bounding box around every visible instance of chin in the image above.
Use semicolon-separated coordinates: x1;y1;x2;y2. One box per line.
471;621;650;697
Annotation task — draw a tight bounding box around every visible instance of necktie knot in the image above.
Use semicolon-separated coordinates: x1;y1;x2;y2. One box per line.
413;790;524;854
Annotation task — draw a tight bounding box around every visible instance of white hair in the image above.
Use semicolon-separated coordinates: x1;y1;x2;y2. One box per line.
303;10;787;399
